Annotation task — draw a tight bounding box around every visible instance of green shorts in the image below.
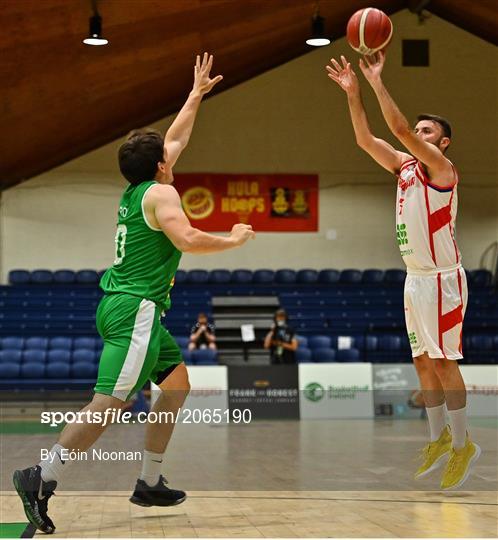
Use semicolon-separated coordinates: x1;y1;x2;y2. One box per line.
95;293;183;401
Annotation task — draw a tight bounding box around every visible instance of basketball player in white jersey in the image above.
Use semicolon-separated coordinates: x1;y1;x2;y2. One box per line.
326;52;480;489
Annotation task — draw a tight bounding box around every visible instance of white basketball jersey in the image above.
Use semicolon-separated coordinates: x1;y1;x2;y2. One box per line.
396;158;461;272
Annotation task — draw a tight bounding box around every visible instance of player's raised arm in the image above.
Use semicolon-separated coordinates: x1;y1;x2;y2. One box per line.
151;184;254;254
359;51;453;186
163;53;223;169
326;55;409;174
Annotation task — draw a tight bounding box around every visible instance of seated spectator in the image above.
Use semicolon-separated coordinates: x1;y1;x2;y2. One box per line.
189;312;217;351
264;309;298;364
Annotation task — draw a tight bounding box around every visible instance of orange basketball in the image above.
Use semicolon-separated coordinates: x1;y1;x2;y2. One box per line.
347;8;393;55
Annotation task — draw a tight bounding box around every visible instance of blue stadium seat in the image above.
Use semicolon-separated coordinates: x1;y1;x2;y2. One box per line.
253;269;275;284
181;349;192;365
469;335;494;351
312;348;336;362
49;337;72;350
0;350;22;364
73;337;95;350
174;270;188;284
175;337;189;349
31;270;53;284
337;348;360;362
318;269;340;284
384;269;406;285
98;269;107;279
296;348;312;363
296;269;318;284
340;269;362;284
365;335;378;351
231;269;253;283
23;350;47;364
191;349;217;365
0;362;21;378
21;362;45;379
2;337;24;350
71;362;96;378
362;269;384;284
275;269;296;284
9;270;31;285
308;335;332;350
53;270;76;284
72;349;95;364
46;362;70;378
47;349;71;364
379;335;402;351
350;334;365;350
470;270;492;287
25;337;49;350
296;335;308;348
76;270;99;284
187;270;209;284
209;270;231;284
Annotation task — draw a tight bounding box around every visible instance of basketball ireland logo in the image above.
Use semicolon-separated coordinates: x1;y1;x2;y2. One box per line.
304;382;325;402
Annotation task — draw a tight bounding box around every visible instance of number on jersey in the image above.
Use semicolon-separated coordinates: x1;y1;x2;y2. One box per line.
114;224;127;265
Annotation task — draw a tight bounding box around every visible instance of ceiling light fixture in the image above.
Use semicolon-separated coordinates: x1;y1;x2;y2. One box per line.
83;0;108;46
306;3;331;47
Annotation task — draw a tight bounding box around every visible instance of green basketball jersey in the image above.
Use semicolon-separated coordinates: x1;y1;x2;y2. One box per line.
100;180;182;311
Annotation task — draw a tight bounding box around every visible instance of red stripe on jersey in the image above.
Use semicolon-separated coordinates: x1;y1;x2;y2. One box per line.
457;269;464;354
423;184;437;265
440;305;463;335
399;159;417;174
437;272;444;355
448;188;460;264
438;269;464;358
429;205;452;234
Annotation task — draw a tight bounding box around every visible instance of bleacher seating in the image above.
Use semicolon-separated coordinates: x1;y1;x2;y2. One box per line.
312;348;336;363
191;348;218;365
0;268;495;389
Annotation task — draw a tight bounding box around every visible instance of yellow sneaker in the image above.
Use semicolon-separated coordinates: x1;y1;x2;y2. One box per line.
415;425;452;479
440;437;481;490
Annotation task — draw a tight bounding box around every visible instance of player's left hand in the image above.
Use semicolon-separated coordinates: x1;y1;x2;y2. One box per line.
193;52;223;95
359;50;385;85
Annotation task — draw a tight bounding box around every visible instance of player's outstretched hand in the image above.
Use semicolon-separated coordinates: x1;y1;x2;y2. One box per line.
326;56;359;95
359;50;386;85
230;223;256;247
193;52;223;95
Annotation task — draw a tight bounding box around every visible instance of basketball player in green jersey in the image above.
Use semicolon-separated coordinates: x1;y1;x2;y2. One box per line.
13;53;255;534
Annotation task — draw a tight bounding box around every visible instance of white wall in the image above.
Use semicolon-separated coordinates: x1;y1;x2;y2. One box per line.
1;10;497;281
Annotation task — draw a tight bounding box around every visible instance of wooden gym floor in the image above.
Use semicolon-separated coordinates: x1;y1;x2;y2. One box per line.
0;418;496;537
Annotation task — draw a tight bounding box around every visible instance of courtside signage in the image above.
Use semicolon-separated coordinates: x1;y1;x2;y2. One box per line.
151;365;228;417
373;363;423;418
175;173;318;232
460;365;498;417
299;363;374;418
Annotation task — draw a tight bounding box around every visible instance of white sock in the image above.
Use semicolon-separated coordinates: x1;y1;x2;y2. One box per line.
448;406;468;449
426;403;447;442
140;450;163;487
39;443;68;483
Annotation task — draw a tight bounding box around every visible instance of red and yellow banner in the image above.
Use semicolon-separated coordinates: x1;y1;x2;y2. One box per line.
175;174;318;232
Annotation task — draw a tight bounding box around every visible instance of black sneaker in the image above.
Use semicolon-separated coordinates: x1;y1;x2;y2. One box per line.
13;466;56;534
129;475;186;507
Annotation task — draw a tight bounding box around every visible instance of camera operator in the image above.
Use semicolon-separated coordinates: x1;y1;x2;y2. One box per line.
264;309;298;364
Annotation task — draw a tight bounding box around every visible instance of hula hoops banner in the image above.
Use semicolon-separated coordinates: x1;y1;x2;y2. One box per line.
175;173;318;232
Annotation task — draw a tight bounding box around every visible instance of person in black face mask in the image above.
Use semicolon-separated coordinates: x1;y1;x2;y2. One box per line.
264;309;298;364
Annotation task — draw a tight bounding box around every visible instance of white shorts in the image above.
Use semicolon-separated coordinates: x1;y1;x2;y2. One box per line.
404;265;467;360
